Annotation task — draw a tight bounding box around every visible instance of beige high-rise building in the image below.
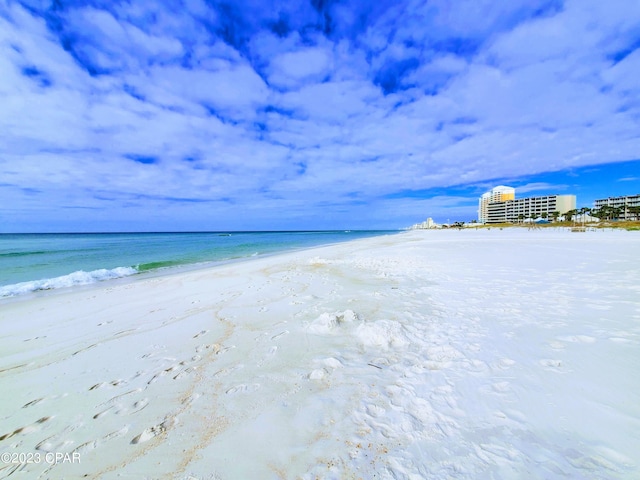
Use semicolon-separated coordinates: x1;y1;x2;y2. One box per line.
479;185;576;224
504;195;575;222
485;194;576;224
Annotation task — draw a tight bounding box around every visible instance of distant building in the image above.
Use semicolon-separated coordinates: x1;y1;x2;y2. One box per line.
486;201;507;224
594;194;640;220
409;217;437;229
480;186;576;224
478;186;515;223
501;194;576;223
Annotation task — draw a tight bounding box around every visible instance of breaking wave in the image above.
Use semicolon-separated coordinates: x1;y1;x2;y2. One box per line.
0;266;139;297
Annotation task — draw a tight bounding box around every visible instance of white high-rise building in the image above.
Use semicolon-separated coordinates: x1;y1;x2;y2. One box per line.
409;217;437;229
478;186;515;223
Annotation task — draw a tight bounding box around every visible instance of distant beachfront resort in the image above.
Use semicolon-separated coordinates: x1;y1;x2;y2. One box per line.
410;187;640;229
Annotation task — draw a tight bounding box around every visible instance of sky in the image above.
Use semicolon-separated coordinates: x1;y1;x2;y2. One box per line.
1;0;639;232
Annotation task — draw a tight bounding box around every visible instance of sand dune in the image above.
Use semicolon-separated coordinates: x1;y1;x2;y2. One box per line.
1;228;639;479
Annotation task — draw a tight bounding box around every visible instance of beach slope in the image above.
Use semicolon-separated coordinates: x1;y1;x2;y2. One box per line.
1;229;639;479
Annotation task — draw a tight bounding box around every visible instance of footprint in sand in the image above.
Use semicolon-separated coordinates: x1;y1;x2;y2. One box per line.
72;343;99;356
0;416;53;441
22;397;45;408
131;426;163;444
95;396;147;418
225;384;260;395
257;345;279;367
113;328;138;337
539;359;564;370
564;447;629;472
465;358;488;373
173;367;196;380
365;403;386;418
558;335;596;344
97;388;143;411
37;423;84;452
479;381;511;396
131;418;177;444
271;330;289;341
548;341;566;350
130;398;150;414
93;406;114;419
213;364;244;378
491;381;511;393
148;364;180;384
89;382;108;390
495;358;516;369
23;335;47;342
73;426;130;455
196;343;231;354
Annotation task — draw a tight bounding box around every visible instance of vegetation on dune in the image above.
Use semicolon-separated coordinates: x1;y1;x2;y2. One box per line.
458;220;640;230
456;205;640;230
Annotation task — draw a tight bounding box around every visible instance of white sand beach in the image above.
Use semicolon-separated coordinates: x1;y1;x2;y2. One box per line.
1;228;639;479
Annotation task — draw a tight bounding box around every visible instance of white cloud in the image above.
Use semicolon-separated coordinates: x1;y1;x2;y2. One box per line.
145;63;269;118
1;0;639;231
268;47;334;88
278;79;381;123
514;182;568;194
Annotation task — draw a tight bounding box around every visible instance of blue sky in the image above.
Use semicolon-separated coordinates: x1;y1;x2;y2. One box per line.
1;0;639;232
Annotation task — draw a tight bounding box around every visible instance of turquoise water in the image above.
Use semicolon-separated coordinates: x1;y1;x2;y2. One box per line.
0;231;394;297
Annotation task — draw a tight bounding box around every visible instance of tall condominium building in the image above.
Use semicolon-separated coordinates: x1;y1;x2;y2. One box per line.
594;194;640;220
478;185;515;223
486;194;576;224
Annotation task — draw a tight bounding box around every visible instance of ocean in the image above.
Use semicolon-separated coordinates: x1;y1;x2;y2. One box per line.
0;231;394;298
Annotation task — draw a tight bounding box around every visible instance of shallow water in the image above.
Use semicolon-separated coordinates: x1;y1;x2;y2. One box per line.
0;231;393;296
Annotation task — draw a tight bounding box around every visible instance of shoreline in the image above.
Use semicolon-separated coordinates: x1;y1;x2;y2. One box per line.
1;229;638;478
0;231;399;302
3;225;635;303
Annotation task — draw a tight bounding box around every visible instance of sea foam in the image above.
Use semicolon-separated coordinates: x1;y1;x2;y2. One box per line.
0;267;138;297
